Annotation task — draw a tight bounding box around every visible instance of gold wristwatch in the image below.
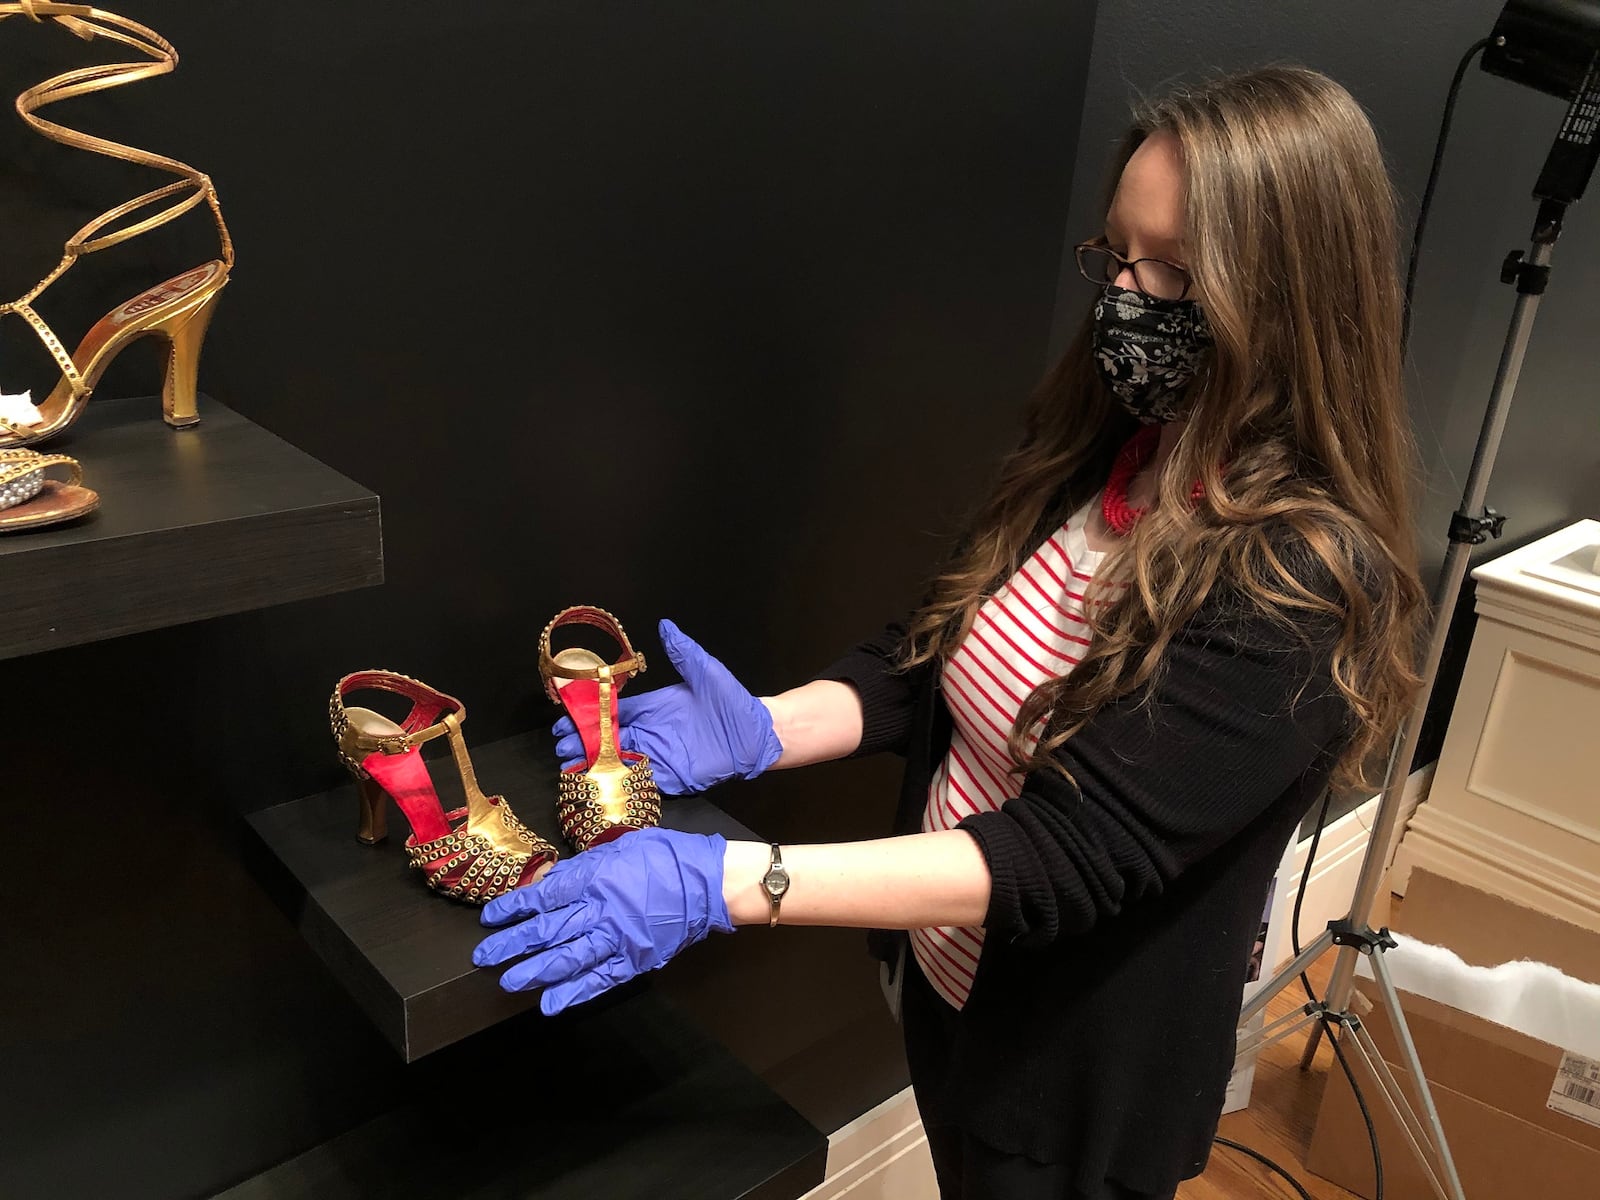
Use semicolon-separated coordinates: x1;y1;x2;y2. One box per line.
761;844;790;928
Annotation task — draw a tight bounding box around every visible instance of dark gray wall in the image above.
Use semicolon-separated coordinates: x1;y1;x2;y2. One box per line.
1048;1;1600;801
0;3;1095;1196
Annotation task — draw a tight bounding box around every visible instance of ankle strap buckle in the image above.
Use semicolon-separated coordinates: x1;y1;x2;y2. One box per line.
371;717;455;755
537;605;648;703
329;671;464;767
372;732;416;756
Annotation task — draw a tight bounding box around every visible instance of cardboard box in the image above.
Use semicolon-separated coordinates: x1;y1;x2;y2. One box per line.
1306;870;1600;1200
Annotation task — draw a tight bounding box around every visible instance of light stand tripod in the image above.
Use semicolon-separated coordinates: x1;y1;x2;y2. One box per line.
1234;46;1600;1200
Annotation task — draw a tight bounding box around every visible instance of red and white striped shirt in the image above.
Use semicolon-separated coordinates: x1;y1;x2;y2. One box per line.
912;497;1110;1009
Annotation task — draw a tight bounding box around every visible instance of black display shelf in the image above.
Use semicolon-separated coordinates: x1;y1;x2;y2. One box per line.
245;729;762;1062
0;394;382;660
217;988;827;1200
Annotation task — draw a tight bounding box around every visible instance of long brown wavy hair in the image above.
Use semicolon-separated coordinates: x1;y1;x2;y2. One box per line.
901;67;1426;792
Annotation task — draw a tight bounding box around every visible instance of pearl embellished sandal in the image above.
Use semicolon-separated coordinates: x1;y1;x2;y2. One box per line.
0;449;99;532
538;606;663;852
330;671;559;905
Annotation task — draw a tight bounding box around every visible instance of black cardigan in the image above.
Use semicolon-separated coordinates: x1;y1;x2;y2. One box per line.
818;539;1352;1196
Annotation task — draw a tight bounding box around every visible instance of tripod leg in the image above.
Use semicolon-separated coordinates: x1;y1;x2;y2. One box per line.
1236;1004;1325;1064
1344;1021;1456;1200
1299;1020;1325;1069
1239;927;1334;1024
1369;950;1469;1200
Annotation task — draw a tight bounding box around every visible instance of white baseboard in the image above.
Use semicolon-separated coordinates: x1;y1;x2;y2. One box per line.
803;1088;937;1200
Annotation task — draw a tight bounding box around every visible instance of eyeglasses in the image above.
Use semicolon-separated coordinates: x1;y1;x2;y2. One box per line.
1074;238;1193;301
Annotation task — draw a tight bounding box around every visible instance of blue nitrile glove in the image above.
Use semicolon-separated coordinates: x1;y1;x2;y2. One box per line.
552;618;783;795
473;827;734;1015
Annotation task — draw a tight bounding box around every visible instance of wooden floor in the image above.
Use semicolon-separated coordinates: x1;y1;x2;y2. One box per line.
1177;947;1364;1200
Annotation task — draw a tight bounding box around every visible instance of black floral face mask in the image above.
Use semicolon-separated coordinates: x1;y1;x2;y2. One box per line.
1091;284;1213;425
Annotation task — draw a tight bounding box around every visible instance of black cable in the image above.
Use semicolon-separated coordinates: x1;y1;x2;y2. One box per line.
1293;786;1334;1009
1402;37;1493;359
1319;37;1495;1196
1325;1004;1386;1200
1207;37;1493;1198
1291;787;1332;1006
1213;1136;1316;1200
1236;51;1504;1197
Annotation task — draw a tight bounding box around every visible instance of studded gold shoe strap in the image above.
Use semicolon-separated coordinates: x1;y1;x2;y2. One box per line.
537;605;648;703
330;670;465;757
0;3;235;312
0;300;83;412
0;448;82;490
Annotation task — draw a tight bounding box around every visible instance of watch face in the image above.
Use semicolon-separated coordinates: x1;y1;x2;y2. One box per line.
763;863;790;898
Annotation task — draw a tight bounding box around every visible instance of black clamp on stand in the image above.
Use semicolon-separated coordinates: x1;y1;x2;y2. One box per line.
1327;919;1399;956
1500;249;1551;293
1449;506;1507;546
1295;923;1400;1030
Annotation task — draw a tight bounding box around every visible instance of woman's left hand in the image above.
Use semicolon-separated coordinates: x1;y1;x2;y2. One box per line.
473;828;734;1015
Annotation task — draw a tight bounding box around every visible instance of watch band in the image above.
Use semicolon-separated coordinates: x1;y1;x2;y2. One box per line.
764;843;790;928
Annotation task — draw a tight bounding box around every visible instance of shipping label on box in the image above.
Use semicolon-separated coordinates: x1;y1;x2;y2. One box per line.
1549;1052;1600;1130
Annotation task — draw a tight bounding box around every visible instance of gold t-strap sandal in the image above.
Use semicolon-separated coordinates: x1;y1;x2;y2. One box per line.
538;606;664;852
0;447;99;531
330;671;560;904
0;2;234;448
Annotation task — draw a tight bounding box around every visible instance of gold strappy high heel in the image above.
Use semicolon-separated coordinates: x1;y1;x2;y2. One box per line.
538;607;663;852
0;2;233;448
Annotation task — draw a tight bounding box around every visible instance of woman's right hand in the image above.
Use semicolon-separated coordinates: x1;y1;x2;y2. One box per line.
552;618;783;796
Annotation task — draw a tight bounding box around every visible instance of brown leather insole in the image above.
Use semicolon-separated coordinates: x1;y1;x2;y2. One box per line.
0;480;99;532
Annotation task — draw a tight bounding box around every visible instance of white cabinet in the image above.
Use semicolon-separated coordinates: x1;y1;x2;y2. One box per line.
1393;520;1600;932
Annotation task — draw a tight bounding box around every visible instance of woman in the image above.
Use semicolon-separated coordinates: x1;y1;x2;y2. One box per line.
475;66;1425;1200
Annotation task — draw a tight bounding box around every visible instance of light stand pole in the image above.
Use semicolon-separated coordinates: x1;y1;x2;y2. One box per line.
1235;36;1600;1200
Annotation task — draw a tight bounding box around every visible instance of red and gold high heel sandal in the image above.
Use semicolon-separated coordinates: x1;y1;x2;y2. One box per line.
538;606;663;852
329;671;558;904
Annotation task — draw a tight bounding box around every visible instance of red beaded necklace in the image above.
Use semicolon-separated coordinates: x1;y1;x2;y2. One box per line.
1100;426;1206;536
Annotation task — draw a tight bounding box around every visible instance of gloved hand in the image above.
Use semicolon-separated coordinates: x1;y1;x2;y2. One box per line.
473;827;734;1014
552;618;783;795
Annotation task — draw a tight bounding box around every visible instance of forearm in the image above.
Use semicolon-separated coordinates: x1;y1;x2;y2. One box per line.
720;831;991;929
760;679;864;768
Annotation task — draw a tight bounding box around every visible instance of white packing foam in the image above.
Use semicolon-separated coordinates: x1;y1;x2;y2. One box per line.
1356;932;1600;1059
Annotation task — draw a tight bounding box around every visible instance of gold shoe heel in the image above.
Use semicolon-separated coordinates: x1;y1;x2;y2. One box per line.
341;704;405;845
355;776;389;846
159;281;225;428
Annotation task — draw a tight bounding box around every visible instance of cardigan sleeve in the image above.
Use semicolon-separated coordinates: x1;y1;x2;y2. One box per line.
814;621;934;758
958;583;1350;948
